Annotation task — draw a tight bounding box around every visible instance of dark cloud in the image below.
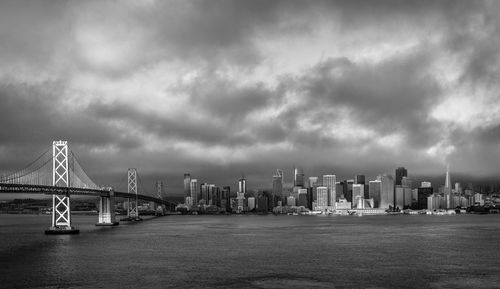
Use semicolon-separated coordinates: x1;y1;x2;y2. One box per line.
0;0;499;194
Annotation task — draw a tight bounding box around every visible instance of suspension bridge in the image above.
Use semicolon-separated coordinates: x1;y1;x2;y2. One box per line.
0;140;175;234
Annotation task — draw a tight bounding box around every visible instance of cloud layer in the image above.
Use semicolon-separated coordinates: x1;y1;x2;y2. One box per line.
1;0;500;194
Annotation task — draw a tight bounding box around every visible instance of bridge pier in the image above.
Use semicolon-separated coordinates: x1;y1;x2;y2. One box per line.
45;194;79;235
96;189;119;226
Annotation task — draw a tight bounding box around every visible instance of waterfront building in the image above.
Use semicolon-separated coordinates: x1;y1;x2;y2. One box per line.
236;192;246;212
183;173;191;199
316;186;328;209
474;193;484;205
417;186;433;209
395;167;407;186
257;196;268;212
369;180;381;208
427;194;442;211
185;196;193;208
200;183;209;203
378;174;395;209
335;198;352;210
352;184;364;200
222;186;231;212
248;197;256;211
190;179;198;206
322;174;336;207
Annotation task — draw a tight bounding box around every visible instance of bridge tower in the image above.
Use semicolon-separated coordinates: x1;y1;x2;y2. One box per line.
121;168;141;221
45;141;79;234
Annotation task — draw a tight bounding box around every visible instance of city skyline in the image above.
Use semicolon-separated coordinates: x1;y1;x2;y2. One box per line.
1;1;500;195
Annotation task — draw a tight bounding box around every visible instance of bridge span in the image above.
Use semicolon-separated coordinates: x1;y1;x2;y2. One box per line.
0;141;176;234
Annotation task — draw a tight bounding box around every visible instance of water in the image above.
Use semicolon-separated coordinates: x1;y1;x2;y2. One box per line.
1;214;500;288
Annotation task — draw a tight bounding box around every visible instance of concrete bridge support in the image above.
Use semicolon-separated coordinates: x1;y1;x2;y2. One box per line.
96;189;119;226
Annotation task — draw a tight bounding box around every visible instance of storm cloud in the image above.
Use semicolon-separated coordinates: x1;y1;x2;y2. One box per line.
1;0;500;194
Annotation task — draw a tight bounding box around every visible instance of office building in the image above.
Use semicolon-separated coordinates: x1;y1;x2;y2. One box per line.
352;184;364;200
369;180;381;208
239;176;246;195
323;174;336;206
345;179;354;203
378;174;394;209
417;186;433;209
316;186;328;209
248;197;256;211
190;179;198;206
395;167;407;186
421;181;432;188
257;195;268;212
336;181;344;200
272;169;283;207
222;186;231;212
294;167;305;187
183;173;191;199
354;174;365;185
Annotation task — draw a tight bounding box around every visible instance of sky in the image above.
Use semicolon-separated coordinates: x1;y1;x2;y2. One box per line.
1;0;500;195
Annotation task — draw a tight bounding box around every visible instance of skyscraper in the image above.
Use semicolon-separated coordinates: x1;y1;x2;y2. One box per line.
369;180;381;208
395;167;408;186
445;164;451;189
322;174;336;206
294;167;305;188
190;179;198;206
272;170;283;207
378;174;395;209
354;174;365;185
239;176;246;195
222;186;231;212
316;186;328;209
183;173;191;199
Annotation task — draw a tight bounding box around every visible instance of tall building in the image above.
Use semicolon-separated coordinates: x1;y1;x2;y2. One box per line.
272;170;283;208
336;181;344;200
418;186;433;209
190;179;198;206
183;173;191;199
395;167;408;186
316;186;328;209
352;184;364;200
294;167;305;187
222;186;231;212
308;176;319;188
238;176;246;195
345;179;354;203
298;189;308;207
200;183;209;203
322;175;336;206
445;164;451;189
378;174;395;209
369;180;381;208
354;174;365;185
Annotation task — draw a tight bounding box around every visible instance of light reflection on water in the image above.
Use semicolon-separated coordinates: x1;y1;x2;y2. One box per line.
1;214;500;288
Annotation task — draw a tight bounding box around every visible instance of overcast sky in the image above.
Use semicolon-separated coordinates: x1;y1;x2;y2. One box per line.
1;0;499;195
